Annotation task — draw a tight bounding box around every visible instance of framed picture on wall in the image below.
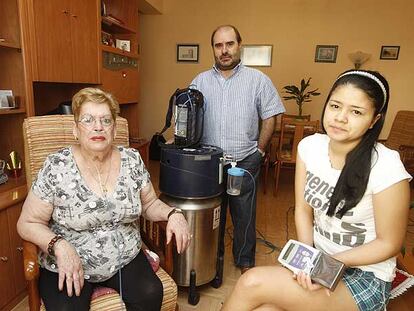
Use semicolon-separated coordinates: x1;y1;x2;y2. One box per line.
177;44;199;62
241;45;273;66
315;45;338;63
380;46;400;60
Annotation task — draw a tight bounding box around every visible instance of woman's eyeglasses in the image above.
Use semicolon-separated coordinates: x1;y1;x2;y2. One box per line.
78;114;113;128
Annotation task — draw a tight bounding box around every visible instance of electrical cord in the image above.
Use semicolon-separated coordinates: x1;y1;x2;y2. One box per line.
230;166;292;263
223;159;297;263
256;229;282;254
224;204;296;259
225;227;282;255
285;206;295;243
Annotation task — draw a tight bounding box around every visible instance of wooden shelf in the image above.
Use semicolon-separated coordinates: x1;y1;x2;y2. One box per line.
0;107;26;115
101;16;136;34
0;40;21;50
101;44;139;59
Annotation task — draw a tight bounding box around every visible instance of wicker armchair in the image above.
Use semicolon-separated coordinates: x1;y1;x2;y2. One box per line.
383;110;414;176
22;115;177;311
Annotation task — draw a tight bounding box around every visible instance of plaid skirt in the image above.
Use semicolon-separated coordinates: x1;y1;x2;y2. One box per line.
342;268;392;311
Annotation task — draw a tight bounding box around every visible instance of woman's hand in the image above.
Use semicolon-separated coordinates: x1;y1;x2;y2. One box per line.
166;213;191;254
54;240;84;297
294;271;331;296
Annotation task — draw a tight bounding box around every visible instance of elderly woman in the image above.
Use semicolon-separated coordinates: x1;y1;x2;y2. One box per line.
17;88;191;311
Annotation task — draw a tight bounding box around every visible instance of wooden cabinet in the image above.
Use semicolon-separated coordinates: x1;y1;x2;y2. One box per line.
101;51;139;104
0;1;30;310
7;204;26;296
100;0;140;105
30;0;100;83
99;0;140;137
0;209;15;309
0;183;27;311
25;0;141;134
0;0;28;162
0;2;143;309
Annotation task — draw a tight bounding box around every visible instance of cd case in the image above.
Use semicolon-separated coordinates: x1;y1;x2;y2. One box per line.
278;239;346;291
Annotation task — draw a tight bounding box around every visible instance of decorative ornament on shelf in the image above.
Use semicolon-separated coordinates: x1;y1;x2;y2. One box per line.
6;150;22;178
282;78;321;116
348;50;371;69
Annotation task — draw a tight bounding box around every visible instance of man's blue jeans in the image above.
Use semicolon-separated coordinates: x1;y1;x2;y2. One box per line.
219;150;262;268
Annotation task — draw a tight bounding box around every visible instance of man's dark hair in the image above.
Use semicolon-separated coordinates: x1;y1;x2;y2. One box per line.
210;25;242;46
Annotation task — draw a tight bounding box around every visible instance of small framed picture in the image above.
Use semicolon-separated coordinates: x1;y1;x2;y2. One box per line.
116;39;130;52
177;44;199;62
380;46;400;60
101;31;114;47
315;45;338;63
0;90;16;109
241;45;273;67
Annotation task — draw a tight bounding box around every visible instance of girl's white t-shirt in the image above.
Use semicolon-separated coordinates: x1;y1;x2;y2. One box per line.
298;133;412;282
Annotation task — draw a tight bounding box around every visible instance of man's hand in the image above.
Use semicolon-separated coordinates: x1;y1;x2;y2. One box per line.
258;148;266;158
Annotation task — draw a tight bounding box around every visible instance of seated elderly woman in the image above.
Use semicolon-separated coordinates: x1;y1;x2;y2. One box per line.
17;87;191;311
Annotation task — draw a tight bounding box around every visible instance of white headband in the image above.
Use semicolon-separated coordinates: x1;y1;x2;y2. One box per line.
336;71;387;111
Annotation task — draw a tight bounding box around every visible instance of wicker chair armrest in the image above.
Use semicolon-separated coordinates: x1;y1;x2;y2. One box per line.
157;221;174;275
156;266;178;311
23;240;39;281
139;219;174;276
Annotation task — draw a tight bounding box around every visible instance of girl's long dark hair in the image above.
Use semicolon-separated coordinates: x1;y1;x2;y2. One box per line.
322;70;390;217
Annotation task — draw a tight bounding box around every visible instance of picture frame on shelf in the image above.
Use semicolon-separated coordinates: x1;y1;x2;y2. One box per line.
177;44;199;62
116;39;131;52
101;31;115;47
241;45;273;67
315;45;338;63
101;1;107;16
380;46;400;60
0;90;16;109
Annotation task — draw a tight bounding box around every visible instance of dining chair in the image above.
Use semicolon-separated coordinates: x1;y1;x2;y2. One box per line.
261;114;311;194
22;115;177;311
281;114;311;122
273;119;319;196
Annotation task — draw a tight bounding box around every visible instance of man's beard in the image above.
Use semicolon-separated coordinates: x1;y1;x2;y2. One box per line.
215;57;240;71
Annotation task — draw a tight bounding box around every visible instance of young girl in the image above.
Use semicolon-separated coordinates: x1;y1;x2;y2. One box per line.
222;70;412;311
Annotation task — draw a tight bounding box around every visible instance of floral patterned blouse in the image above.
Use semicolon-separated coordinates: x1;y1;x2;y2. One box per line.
32;146;149;282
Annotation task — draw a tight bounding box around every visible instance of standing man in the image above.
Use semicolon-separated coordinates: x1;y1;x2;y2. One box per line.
191;25;285;276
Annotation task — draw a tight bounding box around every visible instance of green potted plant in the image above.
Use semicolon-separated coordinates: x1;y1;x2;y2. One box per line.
282;78;321;116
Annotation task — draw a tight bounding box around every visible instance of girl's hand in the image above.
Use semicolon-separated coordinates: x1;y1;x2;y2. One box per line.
293;271;331;296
